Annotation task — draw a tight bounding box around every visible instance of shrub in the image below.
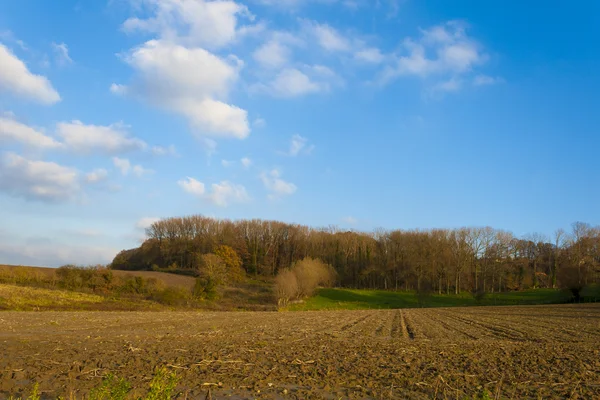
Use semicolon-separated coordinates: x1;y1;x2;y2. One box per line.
56;265;85;291
275;269;298;307
151;287;190;306
275;257;336;306
192;277;218;300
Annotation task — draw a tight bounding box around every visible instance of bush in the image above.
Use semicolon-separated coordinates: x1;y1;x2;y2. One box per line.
275;269;298;307
151;287;190;306
192;277;218;300
274;257;336;306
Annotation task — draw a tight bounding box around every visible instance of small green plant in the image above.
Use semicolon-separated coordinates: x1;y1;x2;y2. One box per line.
472;388;492;400
89;373;131;400
145;367;179;400
28;383;40;400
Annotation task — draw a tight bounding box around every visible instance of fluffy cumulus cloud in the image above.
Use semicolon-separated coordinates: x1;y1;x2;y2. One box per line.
260;169;297;199
0;153;79;202
302;20;350;52
379;21;489;88
85;168;108;183
0;115;62;149
0;43;61;104
57;120;147;154
253;39;290;69
112;157;152;177
178;176;206;196
122;0;253;50
116;0;252;139
178;177;249;206
253;66;340;97
115;40;249;138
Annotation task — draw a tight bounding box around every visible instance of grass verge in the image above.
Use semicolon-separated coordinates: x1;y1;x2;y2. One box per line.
285;287;593;311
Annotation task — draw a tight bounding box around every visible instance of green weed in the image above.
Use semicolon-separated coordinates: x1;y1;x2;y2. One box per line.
89;373;131;400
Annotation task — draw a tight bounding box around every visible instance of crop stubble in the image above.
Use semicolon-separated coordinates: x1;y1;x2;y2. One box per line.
0;304;599;399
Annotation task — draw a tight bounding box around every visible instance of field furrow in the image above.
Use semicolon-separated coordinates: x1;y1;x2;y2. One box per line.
1;304;599;399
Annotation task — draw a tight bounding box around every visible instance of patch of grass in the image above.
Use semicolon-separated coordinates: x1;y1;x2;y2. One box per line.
0;284;166;311
286;287;575;311
89;374;131;400
13;369;180;400
0;284;104;310
146;367;179;400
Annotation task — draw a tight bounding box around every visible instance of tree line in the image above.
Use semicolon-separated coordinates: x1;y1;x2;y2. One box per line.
111;216;600;294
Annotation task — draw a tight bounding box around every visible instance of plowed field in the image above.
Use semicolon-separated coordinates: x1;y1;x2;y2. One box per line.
1;304;599;399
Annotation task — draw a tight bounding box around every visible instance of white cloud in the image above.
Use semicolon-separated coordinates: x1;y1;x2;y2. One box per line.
110;83;128;95
241;157;252;168
112;157;152;177
113;157;131;175
270;68;320;96
342;216;357;224
206;181;250;206
379;21;488;86
0;30;28;51
122;0;254;50
178;177;249;206
253;117;266;128
0;115;62;149
0;43;61;104
221;159;233;167
354;47;384;64
261;169;297;199
0;153;79;202
303;21;350;52
51;42;73;65
57;120;147;154
132;164;153;177
431;77;462;94
286;134;314;156
136;217;161;230
151;144;178;156
115;39;249;138
85;168;108;183
473;74;504;86
178;177;206;196
254;67;336;97
253;39;290;69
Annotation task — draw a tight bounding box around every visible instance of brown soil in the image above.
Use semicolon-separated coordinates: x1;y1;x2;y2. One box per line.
1;304;599;399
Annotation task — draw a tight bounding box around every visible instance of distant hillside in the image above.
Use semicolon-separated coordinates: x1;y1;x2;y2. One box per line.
0;264;276;311
0;264;195;290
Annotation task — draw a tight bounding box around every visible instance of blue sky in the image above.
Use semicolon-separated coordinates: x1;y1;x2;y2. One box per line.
0;0;599;267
